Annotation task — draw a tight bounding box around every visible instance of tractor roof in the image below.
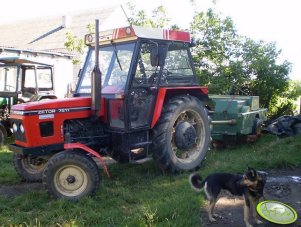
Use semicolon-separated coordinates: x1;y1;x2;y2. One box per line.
85;26;191;46
0;56;52;67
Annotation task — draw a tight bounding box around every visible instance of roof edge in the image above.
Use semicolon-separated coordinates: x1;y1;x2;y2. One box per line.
0;46;74;58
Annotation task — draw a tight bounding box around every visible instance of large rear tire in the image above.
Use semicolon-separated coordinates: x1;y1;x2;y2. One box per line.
13;154;47;182
151;96;210;173
43;151;100;200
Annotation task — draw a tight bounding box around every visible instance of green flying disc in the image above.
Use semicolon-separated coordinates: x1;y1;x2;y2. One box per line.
256;201;298;225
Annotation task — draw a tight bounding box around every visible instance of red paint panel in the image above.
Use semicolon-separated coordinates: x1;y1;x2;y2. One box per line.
150;86;209;128
11;97;106;147
168;30;190;42
114;27;135;40
151;88;167;128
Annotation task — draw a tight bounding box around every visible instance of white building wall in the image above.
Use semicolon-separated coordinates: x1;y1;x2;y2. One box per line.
52;58;74;98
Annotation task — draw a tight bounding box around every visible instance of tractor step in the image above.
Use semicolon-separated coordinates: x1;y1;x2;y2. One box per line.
130;156;153;164
130;141;152;149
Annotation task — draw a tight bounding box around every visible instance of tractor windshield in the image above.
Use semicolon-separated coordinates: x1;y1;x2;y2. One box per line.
0;66;18;93
77;42;135;94
23;67;53;91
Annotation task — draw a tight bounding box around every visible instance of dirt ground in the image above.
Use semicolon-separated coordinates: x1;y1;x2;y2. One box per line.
200;168;301;227
0;168;300;226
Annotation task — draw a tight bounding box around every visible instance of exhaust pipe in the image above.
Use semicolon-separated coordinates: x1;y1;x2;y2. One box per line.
91;19;102;117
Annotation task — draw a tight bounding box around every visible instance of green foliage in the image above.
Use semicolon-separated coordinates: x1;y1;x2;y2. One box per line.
268;80;301;118
189;7;294;118
0;146;20;184
126;1;171;28
190;9;246;94
86;23;95;33
240;39;291;109
64;31;85;65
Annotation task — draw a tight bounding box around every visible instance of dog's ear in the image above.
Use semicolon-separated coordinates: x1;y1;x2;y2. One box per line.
247;166;255;173
247;167;257;175
245;167;257;181
257;170;268;182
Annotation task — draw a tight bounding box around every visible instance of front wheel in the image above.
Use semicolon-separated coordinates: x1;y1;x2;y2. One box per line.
43;151;100;200
151;96;210;173
13;154;48;182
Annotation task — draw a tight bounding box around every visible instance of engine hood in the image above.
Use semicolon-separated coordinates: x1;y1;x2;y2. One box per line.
12;97;92;111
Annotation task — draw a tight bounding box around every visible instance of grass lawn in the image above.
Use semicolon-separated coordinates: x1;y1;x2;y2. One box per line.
0;134;300;226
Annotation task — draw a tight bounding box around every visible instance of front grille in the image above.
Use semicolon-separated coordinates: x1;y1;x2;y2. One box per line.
12;119;26;142
39;121;54;137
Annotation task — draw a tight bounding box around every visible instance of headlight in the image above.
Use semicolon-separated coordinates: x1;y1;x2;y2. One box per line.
20;124;25;133
12;123;18;132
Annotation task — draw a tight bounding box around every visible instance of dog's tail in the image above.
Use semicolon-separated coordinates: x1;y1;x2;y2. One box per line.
189;173;205;192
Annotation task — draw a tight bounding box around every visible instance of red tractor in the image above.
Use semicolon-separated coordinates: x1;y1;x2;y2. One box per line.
9;21;210;200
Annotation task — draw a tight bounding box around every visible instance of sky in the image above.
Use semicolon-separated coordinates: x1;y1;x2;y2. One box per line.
0;0;300;80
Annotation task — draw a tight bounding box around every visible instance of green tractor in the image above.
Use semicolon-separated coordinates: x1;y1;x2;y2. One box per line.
0;57;57;145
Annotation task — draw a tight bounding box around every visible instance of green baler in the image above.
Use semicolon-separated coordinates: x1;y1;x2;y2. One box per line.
208;95;267;143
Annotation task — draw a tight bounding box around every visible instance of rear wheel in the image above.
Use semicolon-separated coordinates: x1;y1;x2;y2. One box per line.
43;151;100;200
13;154;47;182
151;96;210;173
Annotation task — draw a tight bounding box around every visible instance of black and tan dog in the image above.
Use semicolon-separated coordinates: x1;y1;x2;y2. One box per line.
189;168;267;227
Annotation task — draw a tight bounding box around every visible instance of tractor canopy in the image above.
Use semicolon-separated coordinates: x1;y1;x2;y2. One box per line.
76;26;197;96
0;57;55;103
84;26;191;46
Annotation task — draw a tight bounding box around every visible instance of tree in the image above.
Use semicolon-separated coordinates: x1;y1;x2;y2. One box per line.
240;39;292;111
64;22;95;64
190;8;244;94
189;8;293;118
64;31;84;64
126;1;171;28
268;80;301;118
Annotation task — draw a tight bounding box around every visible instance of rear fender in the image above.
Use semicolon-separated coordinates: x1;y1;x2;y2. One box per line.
151;87;208;128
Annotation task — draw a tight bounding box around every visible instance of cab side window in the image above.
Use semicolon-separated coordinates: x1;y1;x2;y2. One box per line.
161;42;196;85
133;43;160;87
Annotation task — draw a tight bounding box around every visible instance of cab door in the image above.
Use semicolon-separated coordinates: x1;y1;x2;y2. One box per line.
128;42;162;129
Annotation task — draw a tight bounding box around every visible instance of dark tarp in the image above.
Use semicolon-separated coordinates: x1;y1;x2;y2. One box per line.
265;114;301;136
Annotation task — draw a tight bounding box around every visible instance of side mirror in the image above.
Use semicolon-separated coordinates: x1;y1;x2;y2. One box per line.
150;44;165;67
150;44;159;66
189;38;196;47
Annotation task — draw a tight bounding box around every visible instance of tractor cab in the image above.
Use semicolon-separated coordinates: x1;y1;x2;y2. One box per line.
0;57;56;145
76;26;199;131
0;57;56;104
